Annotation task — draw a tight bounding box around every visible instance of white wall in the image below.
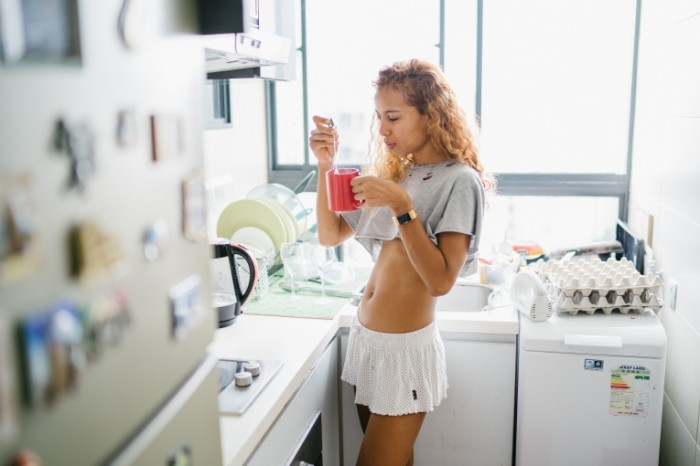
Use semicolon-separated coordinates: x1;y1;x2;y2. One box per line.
202;79;269;235
629;1;700;464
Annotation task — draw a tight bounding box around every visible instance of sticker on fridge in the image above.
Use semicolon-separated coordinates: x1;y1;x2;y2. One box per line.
609;365;650;417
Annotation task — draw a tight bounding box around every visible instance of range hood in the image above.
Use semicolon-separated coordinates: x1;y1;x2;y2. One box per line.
203;29;291;74
198;0;295;80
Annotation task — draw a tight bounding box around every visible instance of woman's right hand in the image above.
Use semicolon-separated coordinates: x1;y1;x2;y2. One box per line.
309;115;354;246
309;115;338;166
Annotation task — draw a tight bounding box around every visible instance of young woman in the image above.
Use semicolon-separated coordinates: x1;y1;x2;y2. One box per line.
308;59;491;466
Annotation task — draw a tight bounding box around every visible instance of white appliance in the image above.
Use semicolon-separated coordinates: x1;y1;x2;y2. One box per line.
516;309;667;466
511;270;553;322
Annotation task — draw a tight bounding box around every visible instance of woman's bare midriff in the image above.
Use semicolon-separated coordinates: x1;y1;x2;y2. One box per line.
358;238;436;333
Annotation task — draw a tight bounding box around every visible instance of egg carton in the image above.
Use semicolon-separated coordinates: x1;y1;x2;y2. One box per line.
532;256;663;315
554;290;662;315
554;305;660;316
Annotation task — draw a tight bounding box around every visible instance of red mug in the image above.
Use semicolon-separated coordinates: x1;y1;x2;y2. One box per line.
326;168;363;212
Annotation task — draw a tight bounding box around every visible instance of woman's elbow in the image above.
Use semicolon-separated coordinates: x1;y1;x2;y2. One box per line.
429;281;454;297
316;231;341;247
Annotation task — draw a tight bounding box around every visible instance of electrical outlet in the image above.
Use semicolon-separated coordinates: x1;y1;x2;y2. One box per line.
665;278;678;311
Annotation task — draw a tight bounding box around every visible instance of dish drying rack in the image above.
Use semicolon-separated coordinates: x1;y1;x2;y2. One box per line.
533;256;663;315
268;251;284;275
250;251;283;302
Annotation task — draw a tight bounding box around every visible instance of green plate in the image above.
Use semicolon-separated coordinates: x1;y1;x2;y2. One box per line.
217;199;288;253
247;183;308;236
257;198;299;242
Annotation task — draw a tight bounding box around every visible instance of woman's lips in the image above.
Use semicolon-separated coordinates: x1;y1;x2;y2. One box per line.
385;142;396;151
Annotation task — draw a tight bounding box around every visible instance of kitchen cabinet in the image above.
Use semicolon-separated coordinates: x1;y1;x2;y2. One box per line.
246;336;340;466
339;330;517;466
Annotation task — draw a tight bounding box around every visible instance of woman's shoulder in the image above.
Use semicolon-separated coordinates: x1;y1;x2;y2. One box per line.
444;161;482;186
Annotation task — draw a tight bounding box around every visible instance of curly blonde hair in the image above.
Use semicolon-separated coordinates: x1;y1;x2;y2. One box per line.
367;59;493;191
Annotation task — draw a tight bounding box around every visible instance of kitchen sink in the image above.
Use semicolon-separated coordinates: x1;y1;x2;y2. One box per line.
435;282;494;312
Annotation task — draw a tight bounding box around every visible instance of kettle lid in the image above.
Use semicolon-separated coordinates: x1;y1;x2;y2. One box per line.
212;238;232;257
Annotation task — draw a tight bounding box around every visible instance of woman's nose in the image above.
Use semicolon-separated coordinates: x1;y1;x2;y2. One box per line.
378;121;390;136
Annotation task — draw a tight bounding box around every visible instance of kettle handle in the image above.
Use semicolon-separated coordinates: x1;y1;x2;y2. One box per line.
227;243;258;306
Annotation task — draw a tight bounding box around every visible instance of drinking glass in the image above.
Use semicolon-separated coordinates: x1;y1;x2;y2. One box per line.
310;245;337;304
280;242;304;301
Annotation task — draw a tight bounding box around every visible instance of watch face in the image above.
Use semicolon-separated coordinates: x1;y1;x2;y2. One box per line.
394;209;416;225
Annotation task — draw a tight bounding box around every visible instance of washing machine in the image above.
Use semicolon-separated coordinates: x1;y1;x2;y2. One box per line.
515;309;667;466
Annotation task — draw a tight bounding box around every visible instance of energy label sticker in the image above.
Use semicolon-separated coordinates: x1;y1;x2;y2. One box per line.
609;365;650;417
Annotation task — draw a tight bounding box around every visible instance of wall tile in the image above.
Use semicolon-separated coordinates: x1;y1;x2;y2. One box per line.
631;3;666;208
697;405;700;463
654;206;700;333
658;301;700;440
664;15;700;118
658;117;700;225
660;395;697;466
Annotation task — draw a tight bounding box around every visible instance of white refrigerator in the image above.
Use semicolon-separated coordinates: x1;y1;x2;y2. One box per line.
1;1;223;464
515;310;667;466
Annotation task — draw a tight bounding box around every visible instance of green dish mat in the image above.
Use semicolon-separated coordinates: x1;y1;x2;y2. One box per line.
243;268;370;320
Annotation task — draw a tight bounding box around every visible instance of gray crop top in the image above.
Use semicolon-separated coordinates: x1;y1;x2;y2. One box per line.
341;159;484;277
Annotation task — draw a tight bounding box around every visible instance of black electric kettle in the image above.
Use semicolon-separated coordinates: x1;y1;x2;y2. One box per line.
211;239;258;327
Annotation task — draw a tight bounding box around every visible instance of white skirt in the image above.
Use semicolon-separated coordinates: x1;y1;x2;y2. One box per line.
341;316;448;416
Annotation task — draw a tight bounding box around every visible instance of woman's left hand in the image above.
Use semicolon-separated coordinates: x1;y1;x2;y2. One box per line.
351;175;412;215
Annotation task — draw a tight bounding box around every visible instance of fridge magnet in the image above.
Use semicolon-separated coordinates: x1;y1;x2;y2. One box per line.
83;288;131;361
7;449;43;466
117;0;150;49
0;173;41;287
167;444;192;466
54;119;96;191
69;221;127;281
168;274;203;340
116;110;138;148
150;114;185;162
142;219;169;262
0;0;82;65
181;171;207;242
609;364;650;417
0;314;19;445
20;300;86;408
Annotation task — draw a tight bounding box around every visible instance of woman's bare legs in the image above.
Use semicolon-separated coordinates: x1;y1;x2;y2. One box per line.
355;403;424;466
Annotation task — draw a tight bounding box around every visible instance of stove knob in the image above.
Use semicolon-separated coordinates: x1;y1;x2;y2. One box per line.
234;371;253;387
243;362;261;377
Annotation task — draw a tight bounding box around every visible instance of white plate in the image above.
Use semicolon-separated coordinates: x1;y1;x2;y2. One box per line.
231;227;275;258
217;199;287;253
247;183;309;236
256;198;298;243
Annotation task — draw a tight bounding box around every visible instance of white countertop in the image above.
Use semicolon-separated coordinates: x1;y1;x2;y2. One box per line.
209;295;518;466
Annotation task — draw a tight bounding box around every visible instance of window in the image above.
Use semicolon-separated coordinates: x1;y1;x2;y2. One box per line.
204;79;232;130
481;1;636;175
269;0;440;179
268;0;640;257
